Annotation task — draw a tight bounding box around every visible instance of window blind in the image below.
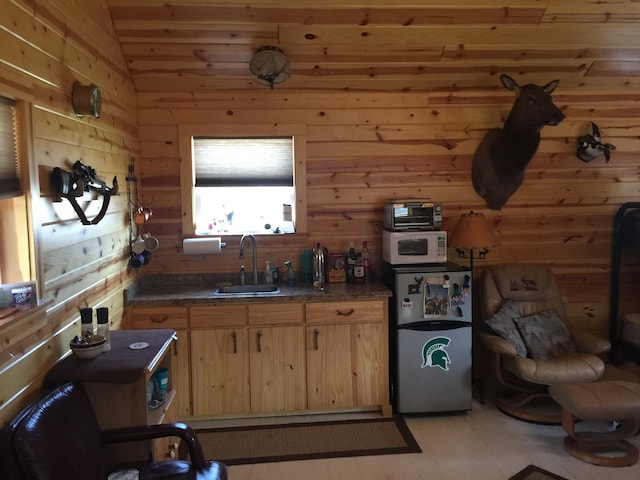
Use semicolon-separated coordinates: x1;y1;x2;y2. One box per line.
193;137;293;187
0;96;20;199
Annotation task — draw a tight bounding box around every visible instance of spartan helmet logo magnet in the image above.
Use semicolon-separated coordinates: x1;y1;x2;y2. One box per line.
421;336;452;371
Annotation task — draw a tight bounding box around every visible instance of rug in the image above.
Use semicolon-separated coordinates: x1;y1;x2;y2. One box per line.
187;417;421;465
509;465;568;480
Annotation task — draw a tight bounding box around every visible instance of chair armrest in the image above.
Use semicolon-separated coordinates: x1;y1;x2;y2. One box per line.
102;422;206;468
478;330;518;357
572;332;611;355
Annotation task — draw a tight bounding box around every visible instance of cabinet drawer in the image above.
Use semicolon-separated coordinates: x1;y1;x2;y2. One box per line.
306;300;385;324
191;304;247;328
131;307;188;329
248;302;303;325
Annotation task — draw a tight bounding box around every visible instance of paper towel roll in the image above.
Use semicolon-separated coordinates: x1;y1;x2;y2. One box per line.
182;237;225;255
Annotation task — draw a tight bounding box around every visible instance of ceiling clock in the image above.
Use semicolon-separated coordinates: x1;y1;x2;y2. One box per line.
71;81;101;118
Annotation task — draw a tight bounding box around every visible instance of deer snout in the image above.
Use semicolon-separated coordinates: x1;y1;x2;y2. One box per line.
547;109;565;126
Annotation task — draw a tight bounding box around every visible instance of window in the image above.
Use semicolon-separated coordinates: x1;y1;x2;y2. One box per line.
179;125;307;237
0;97;32;284
0;96;20;199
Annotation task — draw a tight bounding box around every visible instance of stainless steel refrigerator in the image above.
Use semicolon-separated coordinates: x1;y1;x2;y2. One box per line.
384;262;472;414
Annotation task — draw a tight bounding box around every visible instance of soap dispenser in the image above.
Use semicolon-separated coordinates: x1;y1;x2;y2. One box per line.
284;260;295;287
264;260;273;284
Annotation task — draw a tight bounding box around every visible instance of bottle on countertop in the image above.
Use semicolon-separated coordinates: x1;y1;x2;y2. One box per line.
361;240;371;281
300;247;312;284
239;265;246;285
354;252;366;284
346;242;358;283
284;260;295;287
96;307;111;351
264;260;273;284
80;307;93;337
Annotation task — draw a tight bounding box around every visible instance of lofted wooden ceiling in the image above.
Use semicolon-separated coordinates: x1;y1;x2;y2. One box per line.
105;0;640;93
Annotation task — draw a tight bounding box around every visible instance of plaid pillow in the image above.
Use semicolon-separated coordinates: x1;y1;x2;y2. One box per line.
514;309;577;360
485;300;528;357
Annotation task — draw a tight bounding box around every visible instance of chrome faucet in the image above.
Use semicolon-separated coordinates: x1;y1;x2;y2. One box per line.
239;234;258;285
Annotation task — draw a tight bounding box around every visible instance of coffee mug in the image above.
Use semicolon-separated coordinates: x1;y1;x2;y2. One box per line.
131;235;146;254
143;233;159;251
130;253;145;268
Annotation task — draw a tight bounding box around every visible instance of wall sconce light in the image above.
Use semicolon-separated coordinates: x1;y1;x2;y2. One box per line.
448;211;499;272
71;81;101;118
249;46;290;89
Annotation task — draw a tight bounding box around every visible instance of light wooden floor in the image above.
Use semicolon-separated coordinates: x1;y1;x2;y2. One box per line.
208;399;640;480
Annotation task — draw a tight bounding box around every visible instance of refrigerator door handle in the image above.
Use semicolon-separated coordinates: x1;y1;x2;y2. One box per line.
398;320;471;331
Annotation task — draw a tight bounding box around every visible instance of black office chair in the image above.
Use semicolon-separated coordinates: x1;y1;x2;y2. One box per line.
0;382;227;480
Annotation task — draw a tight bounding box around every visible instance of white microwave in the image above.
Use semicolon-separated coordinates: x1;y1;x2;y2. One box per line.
383;230;447;265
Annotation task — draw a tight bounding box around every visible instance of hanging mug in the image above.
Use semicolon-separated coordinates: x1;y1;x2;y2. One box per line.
129;253;145;269
131;235;146;254
143;233;159;251
133;206;152;225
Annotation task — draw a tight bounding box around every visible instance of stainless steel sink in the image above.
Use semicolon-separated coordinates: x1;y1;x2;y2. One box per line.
214;284;280;295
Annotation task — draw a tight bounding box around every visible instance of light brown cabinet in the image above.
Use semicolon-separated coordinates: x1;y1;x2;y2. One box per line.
248;303;306;413
190;304;250;416
126;295;391;419
129;306;190;418
306;300;388;413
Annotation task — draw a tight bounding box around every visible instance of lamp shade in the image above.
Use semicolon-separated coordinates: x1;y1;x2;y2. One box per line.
449;211;499;250
249;46;290;88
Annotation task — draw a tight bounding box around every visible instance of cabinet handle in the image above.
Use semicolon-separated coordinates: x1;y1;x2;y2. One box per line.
256;331;262;352
171;333;178;355
336;308;355;317
231;331;237;354
313;329;320;350
150;315;169;323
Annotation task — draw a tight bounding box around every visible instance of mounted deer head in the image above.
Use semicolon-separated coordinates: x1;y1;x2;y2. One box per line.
471;74;564;210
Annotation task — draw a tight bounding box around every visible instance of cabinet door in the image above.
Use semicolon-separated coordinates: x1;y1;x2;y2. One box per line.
306;324;354;410
353;323;385;407
191;328;250;416
249;326;306;413
172;329;191;417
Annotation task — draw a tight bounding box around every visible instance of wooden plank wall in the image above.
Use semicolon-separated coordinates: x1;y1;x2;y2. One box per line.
136;90;640;341
0;0;137;425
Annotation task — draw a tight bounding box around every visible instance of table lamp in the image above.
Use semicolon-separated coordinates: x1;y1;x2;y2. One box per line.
448;211;499;272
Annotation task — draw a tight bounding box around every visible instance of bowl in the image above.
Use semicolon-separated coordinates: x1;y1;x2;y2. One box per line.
70;334;106;348
71;342;105;359
70;334;106;359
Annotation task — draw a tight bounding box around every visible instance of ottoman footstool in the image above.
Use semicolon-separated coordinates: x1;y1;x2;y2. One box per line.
549;380;640;467
549;381;640;467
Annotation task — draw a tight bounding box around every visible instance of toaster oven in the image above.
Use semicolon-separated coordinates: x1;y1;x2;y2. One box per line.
383;200;443;231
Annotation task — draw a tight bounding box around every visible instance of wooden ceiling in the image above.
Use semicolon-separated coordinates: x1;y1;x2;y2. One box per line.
105;0;640;93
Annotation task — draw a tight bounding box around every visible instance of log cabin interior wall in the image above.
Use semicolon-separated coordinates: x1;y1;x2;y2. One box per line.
0;0;137;424
1;0;640;423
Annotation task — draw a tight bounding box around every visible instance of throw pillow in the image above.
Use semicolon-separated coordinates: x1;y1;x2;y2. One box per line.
513;309;577;360
485;300;528;356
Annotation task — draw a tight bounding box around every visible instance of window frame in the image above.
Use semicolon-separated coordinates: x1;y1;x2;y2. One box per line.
179;124;307;237
0;98;37;286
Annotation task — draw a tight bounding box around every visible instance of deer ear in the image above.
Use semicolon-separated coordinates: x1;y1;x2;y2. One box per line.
543;79;560;94
500;74;520;95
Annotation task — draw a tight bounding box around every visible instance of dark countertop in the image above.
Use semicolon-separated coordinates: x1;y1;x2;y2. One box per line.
125;274;392;306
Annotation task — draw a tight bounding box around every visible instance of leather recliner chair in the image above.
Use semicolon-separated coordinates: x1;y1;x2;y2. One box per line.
0;382;227;480
476;263;611;423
